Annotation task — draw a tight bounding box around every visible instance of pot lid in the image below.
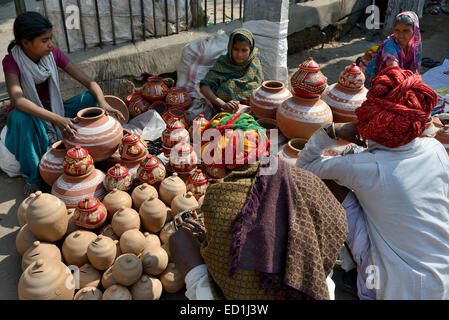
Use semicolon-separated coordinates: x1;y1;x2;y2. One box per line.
140;154;161;169
166;117;185;131
77;197;101;212
298;57;321;72
107;163;129;178
66;145;90;160
188;169;208;185
344;63;362;75
194;113;209;125
122;132;142;144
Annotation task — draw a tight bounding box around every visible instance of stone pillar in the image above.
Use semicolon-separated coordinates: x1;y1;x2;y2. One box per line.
243;0;289;23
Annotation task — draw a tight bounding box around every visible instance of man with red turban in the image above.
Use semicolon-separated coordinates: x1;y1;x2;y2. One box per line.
297;66;449;300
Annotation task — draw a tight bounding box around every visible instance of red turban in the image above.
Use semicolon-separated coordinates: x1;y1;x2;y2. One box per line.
355;66;438;148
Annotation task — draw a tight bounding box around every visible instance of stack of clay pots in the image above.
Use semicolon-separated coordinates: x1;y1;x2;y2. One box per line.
118;130;149;181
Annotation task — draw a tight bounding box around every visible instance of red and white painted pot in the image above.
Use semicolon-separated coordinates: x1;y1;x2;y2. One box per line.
162;118;189;149
136;154;166;186
169;143;198;174
118;131;148;161
62;145;94;177
188;114;209;144
186;169;208;200
73;197;107;230
126;92;151;118
142;76;169;102
250;80;292;119
39;141;66;186
165;86;192;109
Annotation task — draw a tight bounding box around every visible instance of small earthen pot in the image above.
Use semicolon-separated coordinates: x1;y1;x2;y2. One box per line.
136;154;166;186
131;183;158;211
171;192;199;217
18;259;75;300
159;173;187;206
140;246;168;276
143;232;161;249
165;86;192;109
159;262;185;293
87;235;117;270
17;193;35;227
73;197;108;230
169;142;198;175
74;287;103;300
16;224;39;256
21;241;62;271
101;265;118;289
142;76;169;102
102;188;133;221
131;274;163;300
103;165;133;193
139;196;167;233
100;224;120;241
162;106;189;128
188;113;209;144
112;253;143;286
159;222;176;245
127;92;151;118
102;284;132;300
120;229;146;256
162;117;189;148
186;169;208;200
62;230;97;267
250;80;293;119
63;145;94;176
111;207;141;237
278;138;307;166
119;131;148;161
39;140;66;186
79;263;101;289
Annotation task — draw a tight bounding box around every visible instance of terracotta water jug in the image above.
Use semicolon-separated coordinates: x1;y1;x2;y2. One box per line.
143;232;161;249
112;253;143;286
171;192;199;217
111;207;141;237
278;138;308;166
101;265;118;289
73;197;107;230
64;107;123;162
100;224;120;241
17;193;35;227
102;188;133;220
62;230;97;267
127;92;151;117
18;259;74;300
16;224;39;256
139;196;167;233
189;114;209;144
159;263;185;293
140;246;168;276
120;229;146;256
250;80;293;119
162;117;189;149
186;169;208;200
102;284;132;300
87;235;116;270
39;140;66;186
142;76;169;102
169;142;198;174
79;263;101;289
103;165;133;192
162;106;189;128
136;154;166;186
26;191;68;242
159;173;186;206
131;274;163;300
22;241;62;271
119;131;148;161
74;287;103;300
436;125;449;155
62;145;94;176
165;86;192;109
290;57;328;98
159;222;176;244
131;183;158;211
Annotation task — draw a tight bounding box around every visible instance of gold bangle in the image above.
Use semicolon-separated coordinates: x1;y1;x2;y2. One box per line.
331;122;336;139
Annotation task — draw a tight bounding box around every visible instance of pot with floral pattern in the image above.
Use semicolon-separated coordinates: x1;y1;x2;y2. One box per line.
161;106;189;128
162;117;189;149
188;114;209;144
186;169;208;200
74;197;108;230
290;57;328;99
118;131;148;161
62;146;94;176
165;86;192;110
103;163;133;192
169;142;198;174
136;154;166;186
126;92;151;118
142;76;169;102
39;140;67;186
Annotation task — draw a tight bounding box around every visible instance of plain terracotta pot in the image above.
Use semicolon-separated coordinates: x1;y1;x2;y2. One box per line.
101;265;118;289
79;263;101;289
64;107;123;162
26;191;68;242
159;263;185;293
100;224;120;241
103;189;133;221
21;241;62;271
143;232;161;249
250;80;293;119
120;229;146;256
62;230;97;267
139;196;167;233
102;284;132;300
17;193;35;227
39;141;67;186
112;253;143;286
159;173;186;206
171;192;199;217
16;224;39;256
111;207;141;237
140;246;169;276
87;235;117;270
278;138;308;166
159;222;176;245
131;183;158;211
18;259;75;300
74;287;103;300
131;274;163;300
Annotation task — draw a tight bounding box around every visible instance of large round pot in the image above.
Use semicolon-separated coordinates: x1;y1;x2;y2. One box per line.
290;57;328;99
39;140;66;186
136;154;166;186
119;229;146;256
186;169;208;200
118;131;148;161
62;230;97;267
62;145;94;176
73;197;108;230
250;80;293;119
169;142;198;174
131;183;159;211
142;76;169;102
165;86;192;109
127;92;151;118
277;95;333;140
64;107;123;162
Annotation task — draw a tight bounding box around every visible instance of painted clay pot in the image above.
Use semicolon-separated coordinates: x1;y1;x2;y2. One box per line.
159;222;176;244
203;164;227;180
290;57;328;98
169;143;198;174
159;263;185;293
149;100;168;115
79;263;101;289
119;131;148;161
62;145;94;177
436;125;449;155
120;229;146;256
127;92;151;118
131;275;163;300
100;224;120;241
250;80;293;119
62;230;97;267
162;106;189;128
142;76;169;102
18;259;74;300
111;207;141;237
162;117;189;148
104;95;129;125
102;285;132;300
21;241;62;271
165;86;192;109
189;114;209;144
131;183;158;211
140;246;168;276
64;107;123;162
102;188;133;220
159;173;186;206
121;151;149;181
26;191;68;242
136;154;166;186
338;63;366;89
139;196;167;233
74;287;103;300
73;197;107;230
101;266;118;289
104;164;133;192
52;169;108;209
17;193;35;227
143;232;161;249
39;140;66;186
277;95;333;140
112;253;143;286
87;235;117;270
278;138;307;166
186;169;208;200
171;192;199;217
16;224;39;256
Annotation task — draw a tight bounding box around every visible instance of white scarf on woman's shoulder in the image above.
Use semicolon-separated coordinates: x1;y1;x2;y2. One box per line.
11;45;64;144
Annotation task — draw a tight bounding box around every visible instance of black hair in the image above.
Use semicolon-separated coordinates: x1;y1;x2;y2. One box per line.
393;14;415;28
8;11;53;53
233;34;252;48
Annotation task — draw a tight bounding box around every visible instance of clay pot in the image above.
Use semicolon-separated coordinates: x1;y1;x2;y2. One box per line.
63;145;94;176
18;259;75;300
26;191;68;242
165;206;173;224
65;208;80;238
111;207;141;237
203;164;227;180
277;95;333;140
102;284;132;300
290;57;328;98
159;263;185;293
112;253;143;286
140;246;168;276
186;169;208;200
131;183;158;211
79;263;101;289
136;154;167;186
159;222;176;244
119;131;148;161
17;193;35;227
103;188;133;220
103;165;133;193
131;274;163;300
143;232;161;249
278;138;308;166
62;230;97;267
162;117;189;148
142;76;169;102
161;242;172;262
159;173;186;206
63;107;123;162
74;287;103;300
39;140;66;186
162;106;189;128
73;197;108;230
169;142;198;175
197;195;205;207
87;235;117;270
139;196;167;233
120;229;146;255
121;151;149;181
436;125;449;155
101;265;118;289
250;80;293;119
127;92;151;118
52;169;108;209
171;192;199;217
16;224;39;256
114;240;122;260
188;114;209;144
100;224;120;241
338;62;366;90
149;100;168;115
104;95;129;125
22;241;62;271
165;86;192;109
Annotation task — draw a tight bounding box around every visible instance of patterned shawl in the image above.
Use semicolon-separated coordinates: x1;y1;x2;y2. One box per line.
200;160;348;300
200;28;264;102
